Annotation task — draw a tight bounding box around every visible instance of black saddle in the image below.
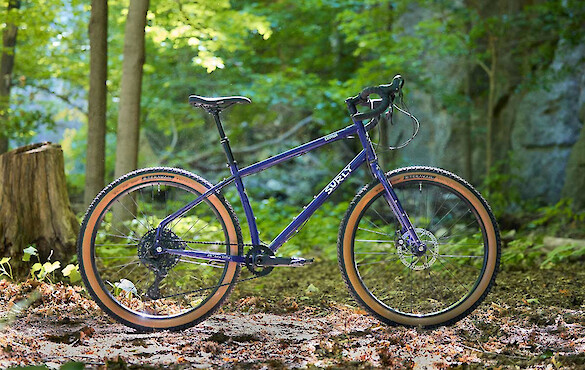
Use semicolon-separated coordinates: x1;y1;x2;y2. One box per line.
189;95;251;111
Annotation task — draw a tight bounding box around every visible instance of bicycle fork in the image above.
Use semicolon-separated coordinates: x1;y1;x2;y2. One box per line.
354;118;427;255
371;162;427;255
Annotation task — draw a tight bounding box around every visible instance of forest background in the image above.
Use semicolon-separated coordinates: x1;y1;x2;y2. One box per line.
1;0;585;272
1;0;585;368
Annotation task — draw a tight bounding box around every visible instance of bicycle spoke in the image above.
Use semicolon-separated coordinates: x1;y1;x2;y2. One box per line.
356;257;401;266
95;243;137;246
438;254;483;258
355;239;395;243
357;226;393;237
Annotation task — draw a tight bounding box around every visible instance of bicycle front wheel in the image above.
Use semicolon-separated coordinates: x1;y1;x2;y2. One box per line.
338;166;500;328
78;167;242;331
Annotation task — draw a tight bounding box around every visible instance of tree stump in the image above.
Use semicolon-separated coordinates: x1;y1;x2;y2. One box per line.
0;142;79;278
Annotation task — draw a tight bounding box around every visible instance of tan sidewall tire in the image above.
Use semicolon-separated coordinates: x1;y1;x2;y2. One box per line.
338;167;500;327
78;168;241;331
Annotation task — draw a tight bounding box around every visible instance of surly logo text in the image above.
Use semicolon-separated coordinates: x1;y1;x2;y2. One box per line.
325;164;352;194
324;132;338;141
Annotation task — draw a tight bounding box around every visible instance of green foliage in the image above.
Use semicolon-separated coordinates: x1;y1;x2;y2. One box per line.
109;278;138;299
30;260;61;282
6;361;84;370
541;243;585;270
22;245;82;283
501;199;585;270
227;195;348;260
502;235;543;270
22;245;38;262
0;257;13;280
480;156;523;218
61;264;81;283
528;198;585;235
1;0;87;146
24;245;59;282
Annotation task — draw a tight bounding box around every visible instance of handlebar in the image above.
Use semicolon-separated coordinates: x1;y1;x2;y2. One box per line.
347;75;405;122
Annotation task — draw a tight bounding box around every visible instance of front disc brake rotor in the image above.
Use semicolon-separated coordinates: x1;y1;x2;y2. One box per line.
398;228;439;270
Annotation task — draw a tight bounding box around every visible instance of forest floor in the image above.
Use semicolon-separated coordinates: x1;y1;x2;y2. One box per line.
0;261;584;369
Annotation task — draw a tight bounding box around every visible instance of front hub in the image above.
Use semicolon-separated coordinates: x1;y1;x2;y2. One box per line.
398;228;439;270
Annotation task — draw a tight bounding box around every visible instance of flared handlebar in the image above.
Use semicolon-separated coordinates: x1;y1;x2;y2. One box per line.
348;75;404;122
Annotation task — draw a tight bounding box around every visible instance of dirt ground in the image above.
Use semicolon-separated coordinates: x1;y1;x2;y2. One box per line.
0;262;584;369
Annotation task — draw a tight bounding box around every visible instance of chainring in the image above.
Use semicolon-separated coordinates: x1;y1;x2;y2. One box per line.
245;245;274;277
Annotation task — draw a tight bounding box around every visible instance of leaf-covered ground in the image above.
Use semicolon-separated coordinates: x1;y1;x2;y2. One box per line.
0;261;584;369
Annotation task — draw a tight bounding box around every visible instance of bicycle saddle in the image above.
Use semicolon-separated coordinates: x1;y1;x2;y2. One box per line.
189;95;251;110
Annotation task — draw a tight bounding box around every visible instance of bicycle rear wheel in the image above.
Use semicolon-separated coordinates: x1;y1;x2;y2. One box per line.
78;167;242;331
338;166;500;328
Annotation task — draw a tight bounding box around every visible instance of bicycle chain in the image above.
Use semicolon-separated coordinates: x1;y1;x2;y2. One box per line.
152;238;270;300
159;238;260;248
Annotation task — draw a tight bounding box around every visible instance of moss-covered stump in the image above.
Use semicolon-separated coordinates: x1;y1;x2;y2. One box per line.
0;142;79;277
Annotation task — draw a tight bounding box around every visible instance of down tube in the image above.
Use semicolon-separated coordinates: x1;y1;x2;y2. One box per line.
269;150;367;251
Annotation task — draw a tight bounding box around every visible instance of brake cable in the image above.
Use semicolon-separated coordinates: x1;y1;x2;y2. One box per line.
372;88;420;151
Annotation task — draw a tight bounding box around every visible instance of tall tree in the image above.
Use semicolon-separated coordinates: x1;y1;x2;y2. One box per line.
0;0;20;154
112;0;149;224
114;0;149;180
84;0;108;206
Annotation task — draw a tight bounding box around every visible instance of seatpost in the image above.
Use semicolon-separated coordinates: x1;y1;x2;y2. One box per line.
211;110;237;168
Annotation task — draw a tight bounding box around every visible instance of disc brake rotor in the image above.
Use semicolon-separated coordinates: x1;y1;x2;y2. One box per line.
398;228;439;270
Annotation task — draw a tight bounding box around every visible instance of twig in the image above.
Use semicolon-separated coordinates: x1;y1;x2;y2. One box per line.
28;83;88;115
185;115;320;165
459;343;531;360
41;355;104;365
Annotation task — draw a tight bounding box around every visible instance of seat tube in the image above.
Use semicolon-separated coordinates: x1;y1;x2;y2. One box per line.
212;111;261;246
233;175;261;246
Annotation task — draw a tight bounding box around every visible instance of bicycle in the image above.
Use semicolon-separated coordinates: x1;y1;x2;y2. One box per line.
78;75;501;331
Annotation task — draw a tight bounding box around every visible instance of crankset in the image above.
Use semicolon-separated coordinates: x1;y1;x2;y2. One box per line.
245;245;314;277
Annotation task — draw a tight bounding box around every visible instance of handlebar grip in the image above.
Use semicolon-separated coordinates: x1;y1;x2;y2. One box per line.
351;75;405;121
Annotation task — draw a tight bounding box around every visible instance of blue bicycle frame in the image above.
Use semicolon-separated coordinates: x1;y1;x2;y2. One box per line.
155;109;422;263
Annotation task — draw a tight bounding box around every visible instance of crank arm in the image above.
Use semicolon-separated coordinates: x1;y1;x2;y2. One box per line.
255;255;314;267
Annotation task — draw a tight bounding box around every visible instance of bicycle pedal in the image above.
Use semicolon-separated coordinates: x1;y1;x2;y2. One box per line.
257;255;314;267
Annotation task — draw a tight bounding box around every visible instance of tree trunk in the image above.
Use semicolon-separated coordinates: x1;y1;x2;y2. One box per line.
0;0;20;155
463;67;473;181
0;143;79;278
485;35;496;179
114;0;149;180
84;0;108;207
112;0;149;224
561;123;585;211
